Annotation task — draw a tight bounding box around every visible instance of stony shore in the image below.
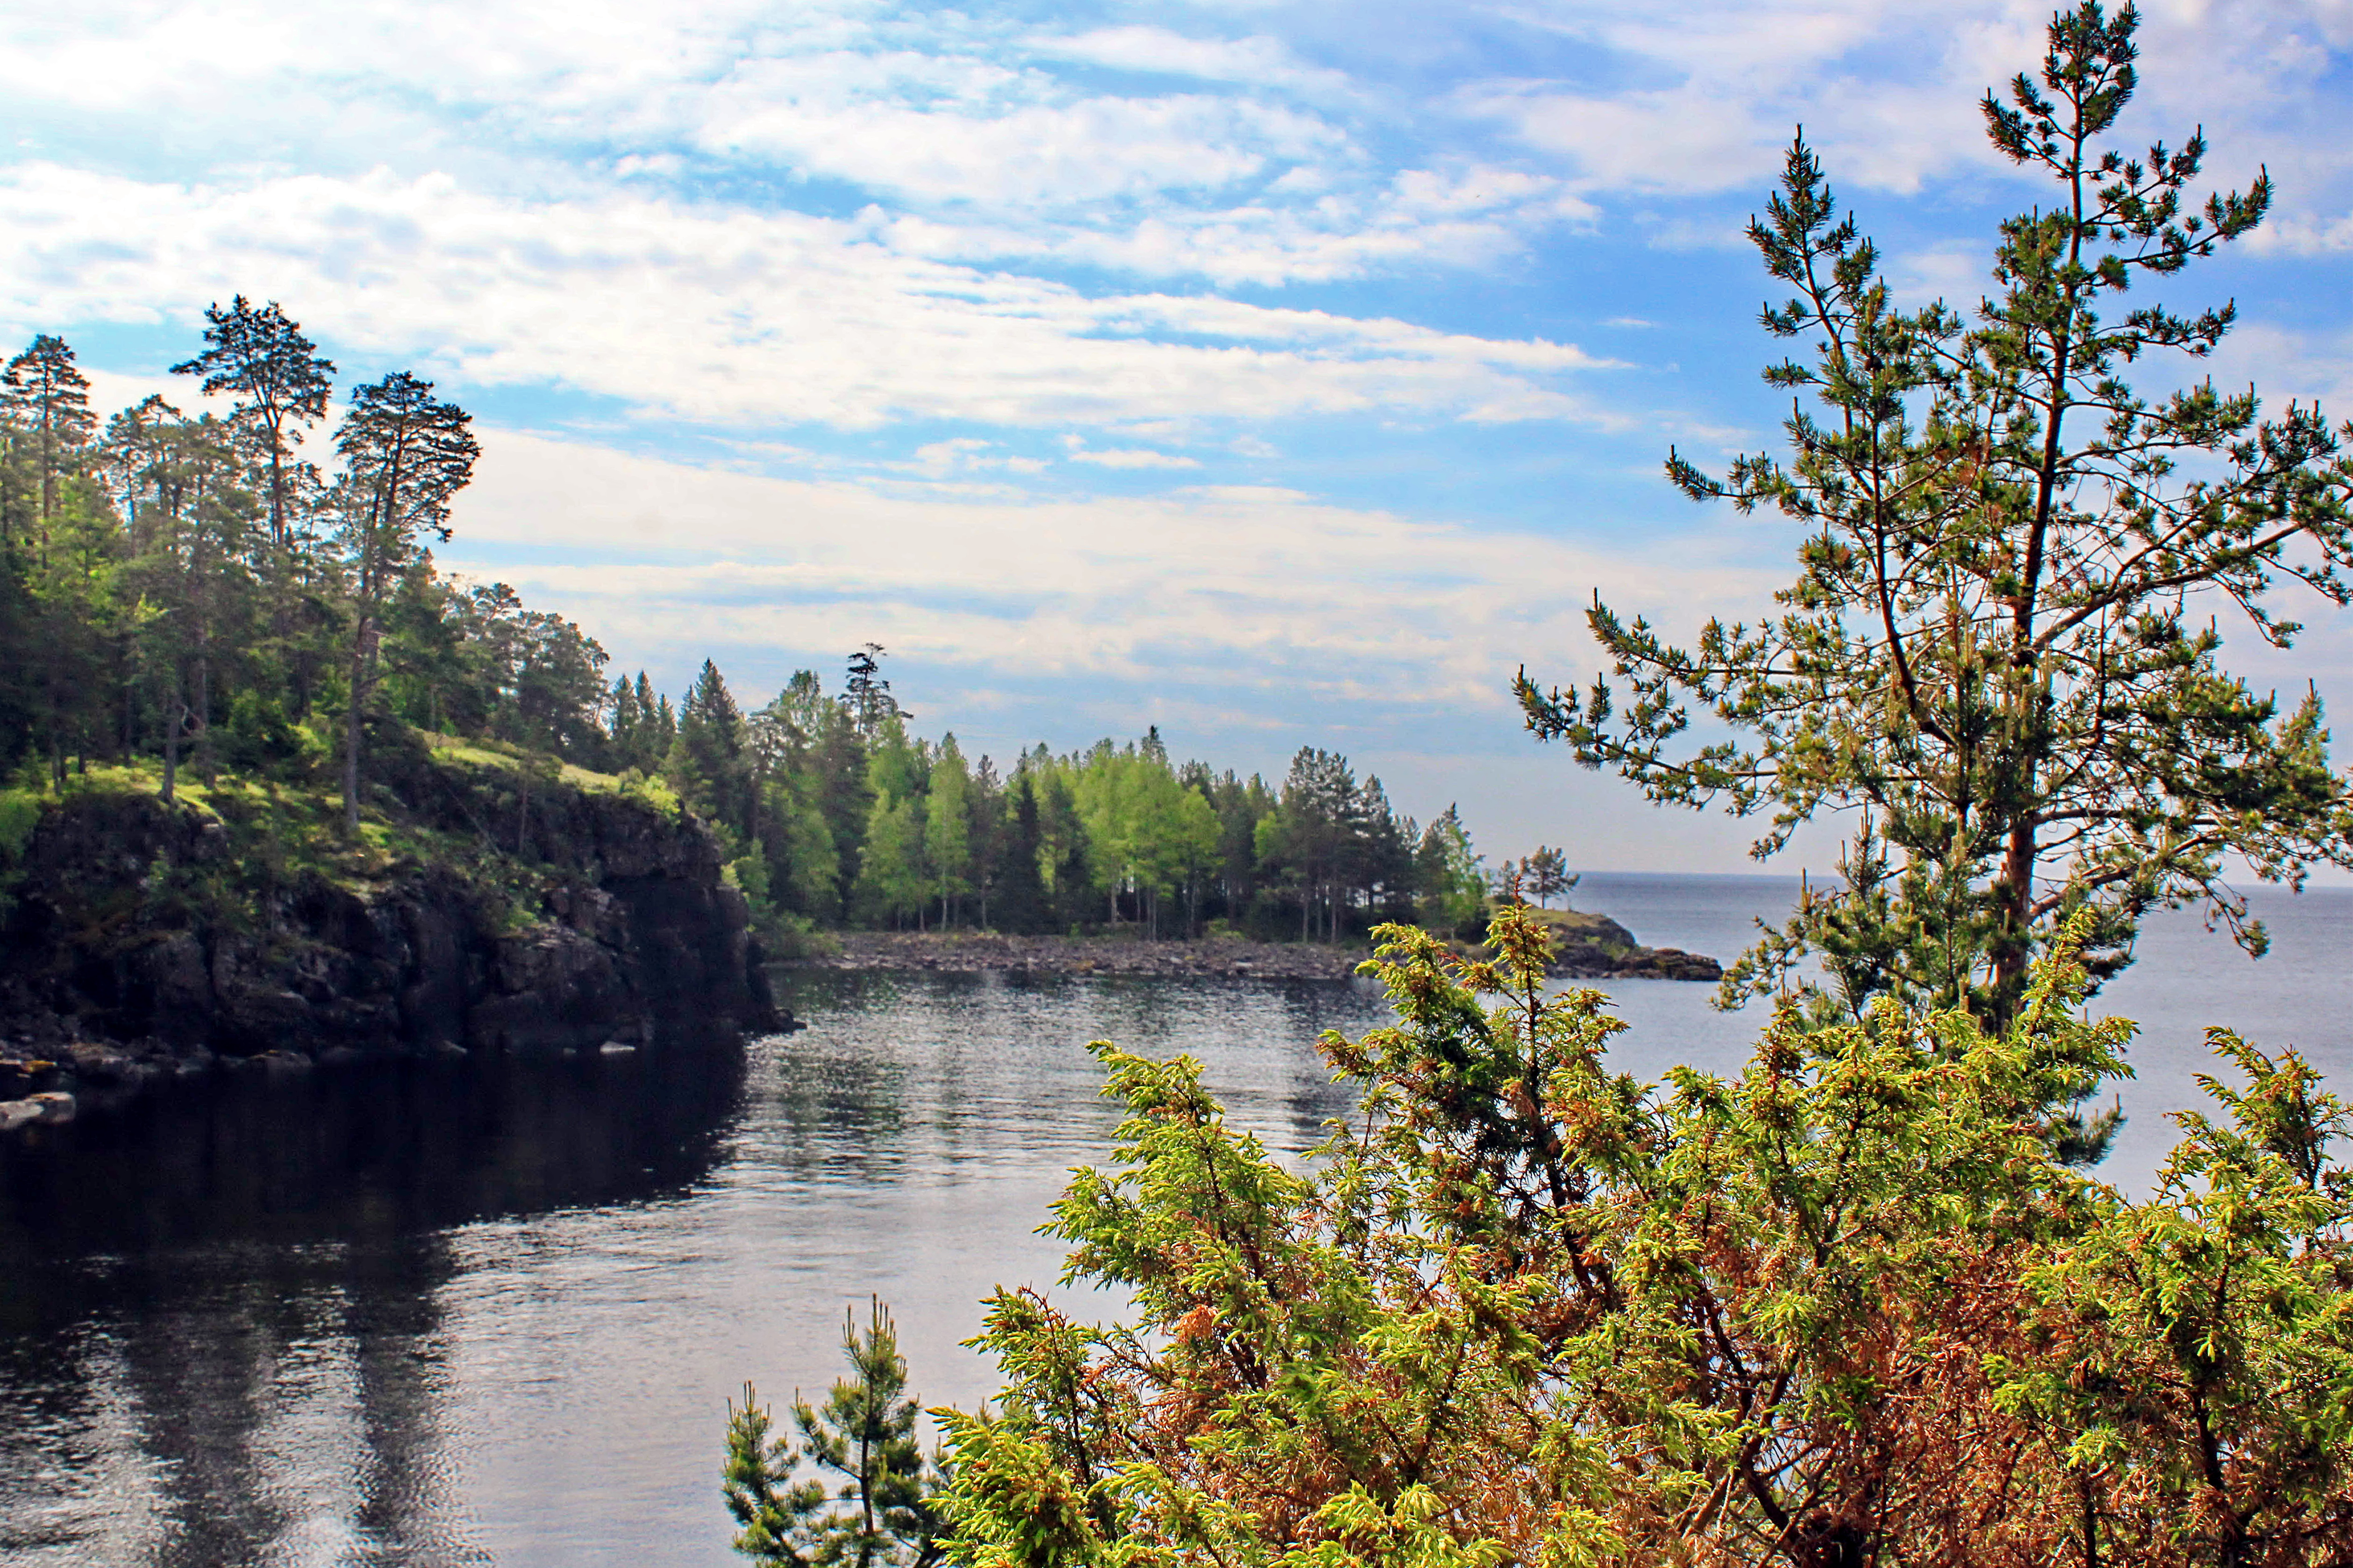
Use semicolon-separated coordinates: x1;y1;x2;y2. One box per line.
789;913;1724;986
799;930;1377;980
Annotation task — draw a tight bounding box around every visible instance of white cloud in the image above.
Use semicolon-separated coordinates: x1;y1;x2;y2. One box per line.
695;66;1340;209
1462;0;2353;227
1065;447;1201;469
443;428;1782;714
1026;26;1356;98
11;0;2351;247
0;163;1623;431
2205;319;2353;413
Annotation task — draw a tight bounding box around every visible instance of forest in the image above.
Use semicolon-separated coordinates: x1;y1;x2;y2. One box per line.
0;310;1493;947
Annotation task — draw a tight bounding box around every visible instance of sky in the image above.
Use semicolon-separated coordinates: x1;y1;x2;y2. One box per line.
6;0;2353;873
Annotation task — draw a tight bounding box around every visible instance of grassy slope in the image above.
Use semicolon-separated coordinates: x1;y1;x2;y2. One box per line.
0;731;681;933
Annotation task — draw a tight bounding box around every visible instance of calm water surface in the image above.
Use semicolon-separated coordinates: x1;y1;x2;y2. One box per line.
2;873;2346;1564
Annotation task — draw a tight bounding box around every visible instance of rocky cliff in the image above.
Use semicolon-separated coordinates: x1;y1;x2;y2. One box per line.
1528;907;1725;983
0;734;778;1105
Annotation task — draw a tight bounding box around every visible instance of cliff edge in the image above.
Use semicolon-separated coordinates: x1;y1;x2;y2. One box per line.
0;728;778;1101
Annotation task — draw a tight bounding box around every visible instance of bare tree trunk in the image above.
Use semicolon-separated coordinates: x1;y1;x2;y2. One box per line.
1990;817;2036;1020
194;644;212;784
269;445;287;551
161;690;181;805
342;618;370;834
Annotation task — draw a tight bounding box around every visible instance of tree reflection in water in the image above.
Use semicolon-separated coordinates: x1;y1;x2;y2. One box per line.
0;973;1391;1565
0;1045;745;1563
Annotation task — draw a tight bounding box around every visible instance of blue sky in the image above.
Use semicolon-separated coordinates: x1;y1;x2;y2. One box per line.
7;0;2353;872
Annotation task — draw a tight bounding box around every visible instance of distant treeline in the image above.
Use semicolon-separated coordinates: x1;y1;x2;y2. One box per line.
0;315;1492;941
623;653;1491;940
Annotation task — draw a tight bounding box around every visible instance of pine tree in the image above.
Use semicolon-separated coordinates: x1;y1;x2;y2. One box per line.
724;1298;945;1568
1;335;95;536
1519;0;2353;1032
172;297;336;549
1522;845;1576;908
332;372;479;832
844;643;908;738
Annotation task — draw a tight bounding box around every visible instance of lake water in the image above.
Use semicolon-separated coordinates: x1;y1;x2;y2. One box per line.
3;873;2347;1565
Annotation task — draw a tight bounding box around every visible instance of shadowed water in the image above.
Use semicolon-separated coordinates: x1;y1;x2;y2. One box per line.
1;875;2346;1564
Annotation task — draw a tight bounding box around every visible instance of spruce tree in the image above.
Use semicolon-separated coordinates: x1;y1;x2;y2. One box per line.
675;658;749;830
994;773;1047;934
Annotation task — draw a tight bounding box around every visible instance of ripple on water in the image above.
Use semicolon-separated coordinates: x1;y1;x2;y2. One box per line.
5;883;2350;1565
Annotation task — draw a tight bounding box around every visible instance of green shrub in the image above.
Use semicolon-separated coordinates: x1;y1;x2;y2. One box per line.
0;788;42;866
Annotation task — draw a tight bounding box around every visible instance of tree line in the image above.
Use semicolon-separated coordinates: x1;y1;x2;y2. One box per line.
641;651;1491;942
0;314;1493;943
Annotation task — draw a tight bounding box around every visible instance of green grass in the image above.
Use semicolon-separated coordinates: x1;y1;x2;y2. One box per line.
10;729;677;934
0;788;39;865
416;730;678;810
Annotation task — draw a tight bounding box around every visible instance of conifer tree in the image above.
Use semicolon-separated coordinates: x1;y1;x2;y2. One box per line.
845;643;908;738
725;1298;945;1568
172;297;336;549
1518;0;2353;1031
1412;805;1487;938
332;372;479;832
994;773;1048;934
675;658;749;831
1;335;95;534
1522;845;1576;909
935;910;2353;1566
1036;768;1091;930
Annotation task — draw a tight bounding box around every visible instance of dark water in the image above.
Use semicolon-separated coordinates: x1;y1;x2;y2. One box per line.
2;874;2346;1564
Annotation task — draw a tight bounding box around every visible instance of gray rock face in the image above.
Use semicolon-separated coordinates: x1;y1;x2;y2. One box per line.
0;754;778;1078
1531;908;1725;983
799;918;1725;984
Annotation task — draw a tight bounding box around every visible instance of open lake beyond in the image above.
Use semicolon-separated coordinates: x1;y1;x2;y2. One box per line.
4;873;2347;1565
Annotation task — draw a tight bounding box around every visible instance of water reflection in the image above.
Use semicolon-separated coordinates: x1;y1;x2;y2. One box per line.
10;896;2347;1565
0;1048;746;1564
2;1048;748;1267
0;978;1392;1566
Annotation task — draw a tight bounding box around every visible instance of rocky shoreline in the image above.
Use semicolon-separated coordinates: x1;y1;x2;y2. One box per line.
801;931;1376;980
0;738;783;1136
790;913;1723;986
